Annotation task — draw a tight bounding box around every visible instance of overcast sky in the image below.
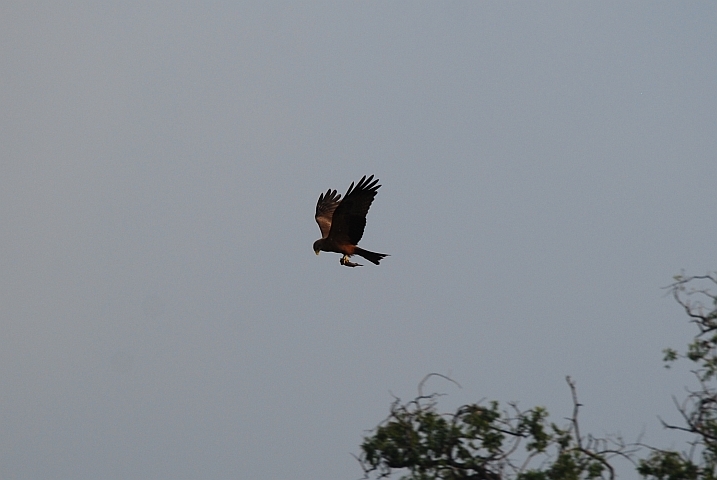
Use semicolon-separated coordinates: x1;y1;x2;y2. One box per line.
2;2;716;479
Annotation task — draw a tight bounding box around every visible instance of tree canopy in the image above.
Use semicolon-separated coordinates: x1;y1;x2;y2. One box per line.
357;273;717;480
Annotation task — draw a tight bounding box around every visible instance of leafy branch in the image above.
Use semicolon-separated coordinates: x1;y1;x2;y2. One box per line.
639;273;717;480
357;375;634;480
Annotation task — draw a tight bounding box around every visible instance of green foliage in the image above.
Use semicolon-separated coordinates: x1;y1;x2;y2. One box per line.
638;273;717;480
638;451;700;480
358;376;624;480
662;274;717;381
360;393;511;480
358;272;717;480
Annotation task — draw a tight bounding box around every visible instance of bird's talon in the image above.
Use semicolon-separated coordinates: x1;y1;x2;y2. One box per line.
340;256;362;267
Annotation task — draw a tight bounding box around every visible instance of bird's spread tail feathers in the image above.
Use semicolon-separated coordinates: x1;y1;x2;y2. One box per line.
354;248;389;265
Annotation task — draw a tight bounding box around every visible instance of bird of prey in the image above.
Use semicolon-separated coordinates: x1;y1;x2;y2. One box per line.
313;175;389;267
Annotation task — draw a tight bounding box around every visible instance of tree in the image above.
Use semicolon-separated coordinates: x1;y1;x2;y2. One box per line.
356;272;717;480
638;273;717;480
357;375;632;480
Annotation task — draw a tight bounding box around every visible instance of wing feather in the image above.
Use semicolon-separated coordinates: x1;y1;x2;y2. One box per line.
327;175;381;245
315;188;341;239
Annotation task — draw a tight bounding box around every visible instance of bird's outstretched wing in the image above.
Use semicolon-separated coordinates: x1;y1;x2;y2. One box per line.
328;175;381;245
315;188;341;239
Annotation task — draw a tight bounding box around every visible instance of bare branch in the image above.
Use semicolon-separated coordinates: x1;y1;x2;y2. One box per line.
417;372;462;398
566;376;583;451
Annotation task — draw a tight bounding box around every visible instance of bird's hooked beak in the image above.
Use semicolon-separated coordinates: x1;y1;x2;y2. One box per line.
314;250;320;256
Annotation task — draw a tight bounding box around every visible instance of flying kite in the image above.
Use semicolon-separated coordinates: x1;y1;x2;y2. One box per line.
313;175;389;267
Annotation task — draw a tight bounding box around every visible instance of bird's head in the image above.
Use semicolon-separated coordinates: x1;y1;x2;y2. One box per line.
312;239;322;256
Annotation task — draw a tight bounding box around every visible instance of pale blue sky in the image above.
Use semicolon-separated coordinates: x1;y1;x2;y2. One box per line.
2;2;716;478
